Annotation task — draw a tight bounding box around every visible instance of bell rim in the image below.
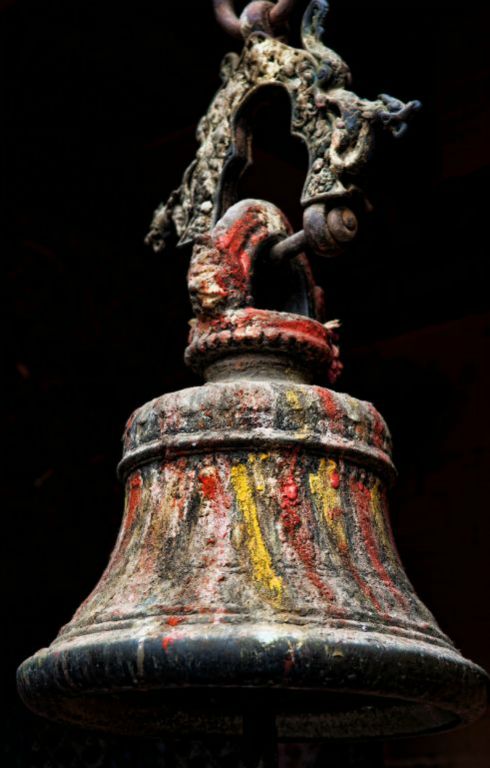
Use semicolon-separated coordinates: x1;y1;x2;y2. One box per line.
17;626;488;739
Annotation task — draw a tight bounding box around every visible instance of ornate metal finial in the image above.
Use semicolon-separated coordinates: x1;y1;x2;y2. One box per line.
145;0;420;385
146;0;420;254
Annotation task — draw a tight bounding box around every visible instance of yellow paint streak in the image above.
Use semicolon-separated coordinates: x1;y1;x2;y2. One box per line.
250;453;268;493
286;390;302;410
309;459;348;552
230;463;282;604
285;390;310;438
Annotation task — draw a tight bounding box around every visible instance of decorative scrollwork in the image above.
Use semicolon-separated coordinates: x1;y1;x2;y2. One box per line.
146;0;420;253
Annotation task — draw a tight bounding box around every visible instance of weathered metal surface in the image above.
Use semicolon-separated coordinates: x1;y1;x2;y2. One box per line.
15;193;489;736
213;0;300;38
146;0;421;253
17;377;488;737
184;198;341;383
269;204;358;262
17;0;487;745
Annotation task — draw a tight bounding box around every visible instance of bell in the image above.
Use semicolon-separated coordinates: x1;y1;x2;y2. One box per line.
18;0;487;743
17;198;487;739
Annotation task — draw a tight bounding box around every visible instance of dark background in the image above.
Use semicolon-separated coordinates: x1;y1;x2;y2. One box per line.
3;0;490;765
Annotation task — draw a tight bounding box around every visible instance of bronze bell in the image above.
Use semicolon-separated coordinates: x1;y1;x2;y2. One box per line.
18;0;487;743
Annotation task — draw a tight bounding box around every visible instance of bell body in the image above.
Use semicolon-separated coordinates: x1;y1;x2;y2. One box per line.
19;4;487;742
17;360;487;738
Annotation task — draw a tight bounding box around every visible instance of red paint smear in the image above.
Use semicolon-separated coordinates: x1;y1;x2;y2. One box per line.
316;388;342;432
279;454;337;604
323;465;382;614
213;208;260;299
273;316;323;337
189;307;331;372
126;471;143;530
197;309;327;344
346;562;382;614
353;480;407;609
162;636;175;651
214;207;268;263
199;469;231;510
196;463;234;610
166;616;184;627
200;472;219;502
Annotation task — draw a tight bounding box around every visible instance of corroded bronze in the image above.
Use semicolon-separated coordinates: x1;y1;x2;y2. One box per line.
18;0;487;744
214;0;300;38
145;0;420;254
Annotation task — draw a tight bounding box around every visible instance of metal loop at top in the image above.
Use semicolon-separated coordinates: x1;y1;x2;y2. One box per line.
268;0;298;24
213;0;300;38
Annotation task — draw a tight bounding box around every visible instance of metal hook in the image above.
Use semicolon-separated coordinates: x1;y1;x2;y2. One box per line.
213;0;301;38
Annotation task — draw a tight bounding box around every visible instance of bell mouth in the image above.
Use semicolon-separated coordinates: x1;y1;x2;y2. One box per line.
17;626;488;739
14;686;463;741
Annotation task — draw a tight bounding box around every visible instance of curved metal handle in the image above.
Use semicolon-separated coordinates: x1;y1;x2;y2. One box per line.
213;0;301;38
213;0;242;37
269;0;300;24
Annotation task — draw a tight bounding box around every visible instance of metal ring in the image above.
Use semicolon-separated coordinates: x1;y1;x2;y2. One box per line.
213;0;301;38
269;0;299;25
213;0;242;38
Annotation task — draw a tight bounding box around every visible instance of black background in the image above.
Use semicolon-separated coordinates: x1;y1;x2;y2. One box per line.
3;0;490;765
